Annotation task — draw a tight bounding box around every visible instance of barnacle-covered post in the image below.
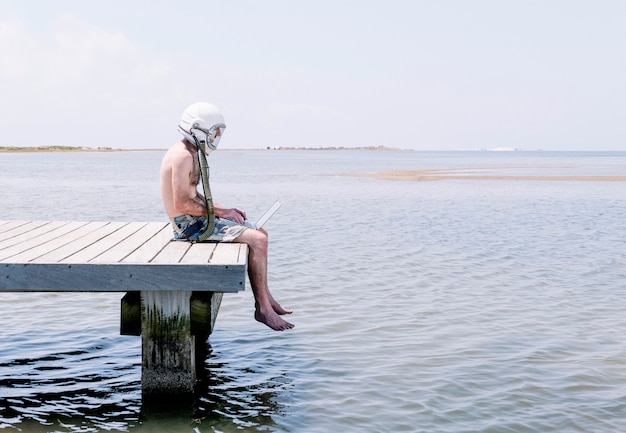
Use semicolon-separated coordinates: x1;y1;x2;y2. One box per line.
141;291;196;396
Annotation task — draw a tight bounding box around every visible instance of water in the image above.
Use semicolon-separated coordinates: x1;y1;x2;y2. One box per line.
1;150;626;432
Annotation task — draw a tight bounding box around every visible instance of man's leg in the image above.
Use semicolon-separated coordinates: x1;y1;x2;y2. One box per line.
235;228;294;331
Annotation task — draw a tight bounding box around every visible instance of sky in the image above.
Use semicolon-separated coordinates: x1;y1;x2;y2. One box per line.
0;0;624;151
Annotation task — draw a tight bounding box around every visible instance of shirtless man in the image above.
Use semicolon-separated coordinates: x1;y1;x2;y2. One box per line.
160;102;294;331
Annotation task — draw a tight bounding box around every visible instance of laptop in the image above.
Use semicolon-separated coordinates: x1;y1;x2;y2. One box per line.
254;200;282;228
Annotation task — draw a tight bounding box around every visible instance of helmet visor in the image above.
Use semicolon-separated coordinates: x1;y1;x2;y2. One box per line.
191;123;226;151
206;123;226;151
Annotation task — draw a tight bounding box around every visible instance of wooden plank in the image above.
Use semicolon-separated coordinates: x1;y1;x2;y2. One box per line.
0;221;59;249
0;262;246;292
179;242;218;264
209;243;248;265
0;222;86;262
89;222;167;264
8;221;110;263
0;221;17;234
0;221;37;241
60;222;145;263
32;222;128;263
151;240;192;264
122;224;173;263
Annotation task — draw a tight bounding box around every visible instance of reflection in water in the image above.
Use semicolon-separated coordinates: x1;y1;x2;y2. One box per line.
0;330;287;432
189;341;285;432
0;329;143;431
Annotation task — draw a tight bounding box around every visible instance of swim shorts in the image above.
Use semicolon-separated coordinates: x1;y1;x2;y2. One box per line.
171;214;257;242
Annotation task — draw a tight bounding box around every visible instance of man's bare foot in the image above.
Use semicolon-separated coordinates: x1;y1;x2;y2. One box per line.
267;294;293;315
255;308;295;331
271;300;293;315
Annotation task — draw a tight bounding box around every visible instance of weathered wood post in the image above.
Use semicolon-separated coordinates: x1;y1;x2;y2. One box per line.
190;291;224;337
141;291;195;396
120;290;225;397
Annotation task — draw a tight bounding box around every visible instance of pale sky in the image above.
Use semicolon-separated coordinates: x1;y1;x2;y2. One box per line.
0;0;624;150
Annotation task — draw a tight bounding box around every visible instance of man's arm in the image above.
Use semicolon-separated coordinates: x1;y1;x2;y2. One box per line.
170;153;246;223
214;203;246;224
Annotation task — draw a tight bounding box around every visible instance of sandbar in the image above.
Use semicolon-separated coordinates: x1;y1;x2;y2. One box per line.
350;168;626;182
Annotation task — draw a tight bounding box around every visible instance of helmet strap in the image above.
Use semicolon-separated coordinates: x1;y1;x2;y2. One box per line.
191;135;216;242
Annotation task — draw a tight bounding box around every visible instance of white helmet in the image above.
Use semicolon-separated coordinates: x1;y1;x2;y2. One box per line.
178;102;226;153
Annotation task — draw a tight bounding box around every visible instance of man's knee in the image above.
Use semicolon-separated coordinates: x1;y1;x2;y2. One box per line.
238;228;268;251
252;230;268;251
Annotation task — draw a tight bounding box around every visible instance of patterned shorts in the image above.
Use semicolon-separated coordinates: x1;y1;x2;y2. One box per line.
171;215;256;242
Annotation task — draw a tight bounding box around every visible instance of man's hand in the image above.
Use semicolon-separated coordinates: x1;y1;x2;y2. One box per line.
217;207;247;224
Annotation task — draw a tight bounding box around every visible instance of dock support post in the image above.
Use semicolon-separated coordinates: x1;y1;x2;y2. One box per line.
121;291;224;397
190;291;224;337
141;291;195;397
120;292;141;336
121;291;223;338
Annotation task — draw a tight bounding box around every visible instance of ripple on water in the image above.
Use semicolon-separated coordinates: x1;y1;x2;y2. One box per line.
2;152;626;432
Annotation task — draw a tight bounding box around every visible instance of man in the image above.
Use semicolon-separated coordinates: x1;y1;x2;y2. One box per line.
160;102;294;331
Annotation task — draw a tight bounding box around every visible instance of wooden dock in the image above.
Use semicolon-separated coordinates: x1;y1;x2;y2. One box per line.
0;220;248;398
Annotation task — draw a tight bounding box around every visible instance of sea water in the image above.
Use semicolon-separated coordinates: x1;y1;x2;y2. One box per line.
1;150;625;432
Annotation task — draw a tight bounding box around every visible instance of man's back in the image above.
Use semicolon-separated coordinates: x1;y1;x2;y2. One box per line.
160;141;199;219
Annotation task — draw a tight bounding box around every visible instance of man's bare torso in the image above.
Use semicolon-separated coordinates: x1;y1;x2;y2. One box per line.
160;140;202;219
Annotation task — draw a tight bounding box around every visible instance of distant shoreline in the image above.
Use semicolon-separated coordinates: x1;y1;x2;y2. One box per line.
0;146;164;153
0;145;405;153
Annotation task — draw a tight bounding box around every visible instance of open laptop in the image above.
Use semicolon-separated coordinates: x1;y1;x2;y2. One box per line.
254;200;282;228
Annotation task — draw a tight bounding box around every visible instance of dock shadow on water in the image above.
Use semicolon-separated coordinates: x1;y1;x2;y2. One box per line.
188;340;286;432
0;329;287;432
135;340;287;432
